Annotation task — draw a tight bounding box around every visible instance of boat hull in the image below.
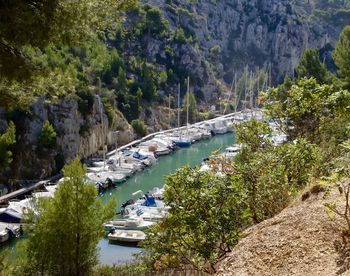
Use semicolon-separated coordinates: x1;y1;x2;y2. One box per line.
108;230;146;243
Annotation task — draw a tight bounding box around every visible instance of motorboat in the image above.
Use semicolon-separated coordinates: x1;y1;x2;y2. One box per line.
0;208;22;223
108;229;146;243
121;190;167;211
32;191;54;199
108;164;134;177
103;217;155;231
108;156;143;172
45;184;58;194
222;144;241;159
153;135;178;150
186;128;204;141
86;171;126;184
126;148;158;162
148;186;165;200
123;207;168;221
195;127;211;139
152;137;177;150
168;135;191;147
0;229;9;243
8;199;36;215
137;143;171;156
272;133;288;146
121;150;155;166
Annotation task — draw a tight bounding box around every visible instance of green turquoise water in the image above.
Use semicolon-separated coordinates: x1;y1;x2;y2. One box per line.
98;133;235;265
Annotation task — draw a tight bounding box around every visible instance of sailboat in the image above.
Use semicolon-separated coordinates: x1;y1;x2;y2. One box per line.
172;79;191;147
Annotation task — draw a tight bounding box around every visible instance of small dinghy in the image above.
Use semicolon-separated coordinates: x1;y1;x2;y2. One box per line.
108;229;146;243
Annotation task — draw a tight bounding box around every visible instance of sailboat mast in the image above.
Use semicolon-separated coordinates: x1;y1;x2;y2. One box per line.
177;83;180;129
250;71;254;112
187;76;189;126
168;92;171;129
234;73;237;113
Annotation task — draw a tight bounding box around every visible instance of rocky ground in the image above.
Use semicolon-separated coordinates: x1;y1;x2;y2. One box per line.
216;185;350;276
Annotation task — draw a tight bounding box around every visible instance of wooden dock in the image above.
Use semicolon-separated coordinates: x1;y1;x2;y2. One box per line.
0;174;62;204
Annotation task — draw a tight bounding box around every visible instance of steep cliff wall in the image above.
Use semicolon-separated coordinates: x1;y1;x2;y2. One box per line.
1;97;133;182
142;0;349;92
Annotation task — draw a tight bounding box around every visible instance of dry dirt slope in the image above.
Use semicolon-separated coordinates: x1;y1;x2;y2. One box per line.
216;187;350;276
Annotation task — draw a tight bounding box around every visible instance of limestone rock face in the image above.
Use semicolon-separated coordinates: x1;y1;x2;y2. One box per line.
4;97;133;181
141;0;349;99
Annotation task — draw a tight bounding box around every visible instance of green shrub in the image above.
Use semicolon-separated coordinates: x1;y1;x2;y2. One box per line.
0;121;16;169
38;121;56;148
131;119;147;138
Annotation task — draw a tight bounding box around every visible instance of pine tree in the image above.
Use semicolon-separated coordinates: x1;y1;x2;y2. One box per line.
20;158;117;275
333;26;350;89
296;48;328;84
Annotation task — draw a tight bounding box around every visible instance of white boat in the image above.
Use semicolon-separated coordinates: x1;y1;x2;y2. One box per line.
0;207;22;223
167;134;192;147
272;133;287;146
127;190;167;208
148;186;165;200
152;137;177;150
222;144;241;158
32;191;54;199
123;207;168;221
121;149;156;166
8;199;36;215
0;229;9;243
138;143;171;156
108;229;146;243
108;156;143;172
104;217;155;231
195;127;211;139
153;135;178;149
108;164;134;177
86;171;126;184
186;128;203;141
45;185;58;194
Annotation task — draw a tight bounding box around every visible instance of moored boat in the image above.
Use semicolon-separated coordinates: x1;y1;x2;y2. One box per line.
104;217;155;231
108;229;146;243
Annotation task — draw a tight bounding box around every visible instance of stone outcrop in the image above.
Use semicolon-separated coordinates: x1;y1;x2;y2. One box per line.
142;0;349;100
216;187;348;276
3;97;133;182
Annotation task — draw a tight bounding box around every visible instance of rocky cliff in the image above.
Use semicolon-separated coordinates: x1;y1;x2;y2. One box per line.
0;97;133;183
141;0;349;98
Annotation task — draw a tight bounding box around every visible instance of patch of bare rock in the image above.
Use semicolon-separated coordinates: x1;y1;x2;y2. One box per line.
216;186;349;276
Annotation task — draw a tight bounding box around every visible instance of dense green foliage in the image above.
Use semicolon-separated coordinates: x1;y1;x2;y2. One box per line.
0;122;16;169
0;0;134;81
38;121;57;149
263;78;350;142
3;158;116;275
296;48;329;84
333;25;350;89
131;119;148;138
143;167;246;273
181;91;197;123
